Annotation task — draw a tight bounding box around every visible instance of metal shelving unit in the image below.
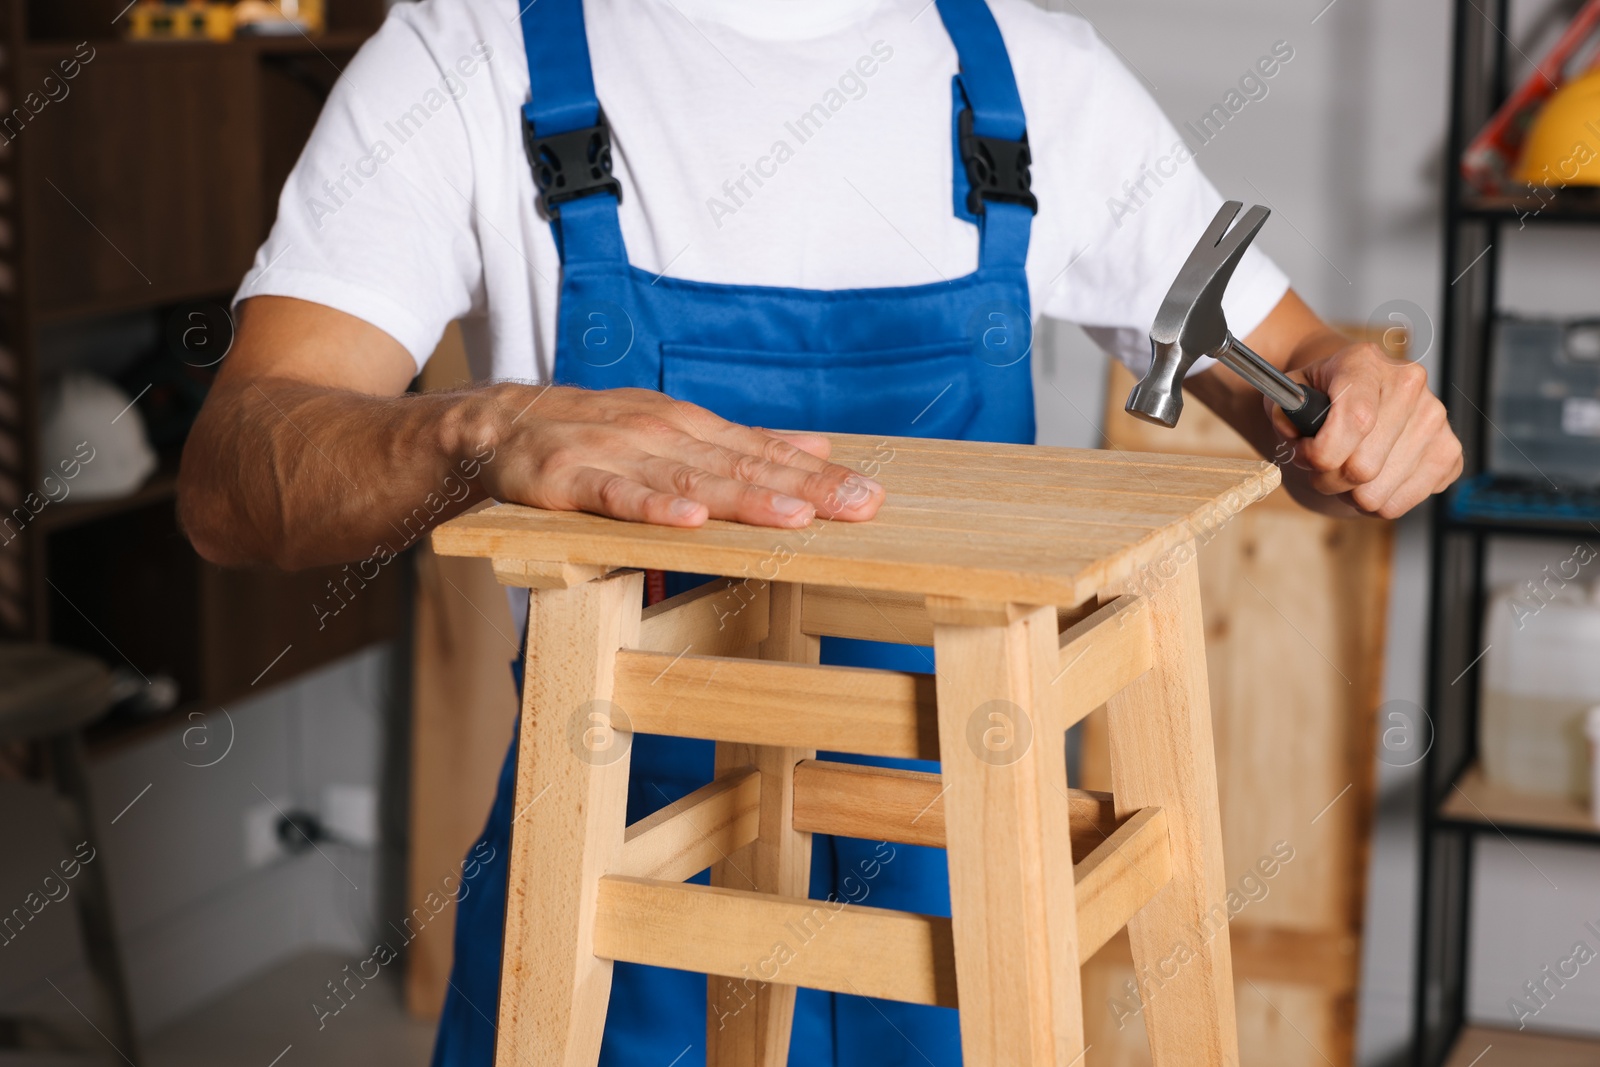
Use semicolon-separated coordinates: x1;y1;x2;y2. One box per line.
1415;2;1600;1064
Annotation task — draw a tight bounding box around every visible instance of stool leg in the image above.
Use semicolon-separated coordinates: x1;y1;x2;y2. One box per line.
708;582;819;1067
496;570;643;1067
1102;545;1240;1066
927;599;1084;1067
48;731;142;1064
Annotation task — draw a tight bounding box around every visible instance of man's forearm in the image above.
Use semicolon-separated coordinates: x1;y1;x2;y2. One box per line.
179;376;500;569
178;297;886;569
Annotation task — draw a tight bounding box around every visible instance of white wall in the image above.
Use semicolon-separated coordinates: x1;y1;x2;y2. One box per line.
0;644;400;1037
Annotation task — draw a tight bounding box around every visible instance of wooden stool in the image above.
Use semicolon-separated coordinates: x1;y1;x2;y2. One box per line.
433;434;1278;1067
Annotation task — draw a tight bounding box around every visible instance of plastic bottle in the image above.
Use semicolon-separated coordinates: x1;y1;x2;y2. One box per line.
1479;576;1600;799
1588;706;1600;824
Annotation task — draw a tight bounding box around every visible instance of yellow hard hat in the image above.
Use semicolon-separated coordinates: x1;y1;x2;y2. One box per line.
1517;68;1600;187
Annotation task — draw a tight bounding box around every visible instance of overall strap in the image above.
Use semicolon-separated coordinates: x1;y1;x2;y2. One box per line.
934;0;1034;272
518;0;625;265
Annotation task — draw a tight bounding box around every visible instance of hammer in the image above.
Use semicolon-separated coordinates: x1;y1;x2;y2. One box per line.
1125;201;1331;437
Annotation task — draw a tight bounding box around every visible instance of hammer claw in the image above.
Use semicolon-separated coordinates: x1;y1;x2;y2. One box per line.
1128;199;1329;437
1195;199;1246;258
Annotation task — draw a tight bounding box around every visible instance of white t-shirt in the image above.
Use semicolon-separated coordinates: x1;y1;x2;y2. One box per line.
237;0;1289;384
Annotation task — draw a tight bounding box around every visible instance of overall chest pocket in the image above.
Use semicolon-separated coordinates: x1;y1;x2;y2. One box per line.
661;341;981;439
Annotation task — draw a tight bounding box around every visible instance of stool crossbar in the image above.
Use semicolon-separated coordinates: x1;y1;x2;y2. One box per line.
434;434;1279;1067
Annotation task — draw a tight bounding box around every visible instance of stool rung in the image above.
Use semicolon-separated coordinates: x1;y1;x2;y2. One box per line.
617;769;762;882
614;653;939;760
1055;595;1153;726
801;585;933;645
596;806;1170;1008
790;759;1120;862
798;586;1117;648
593;876;960;1009
637;578;770;656
1072;807;1172;963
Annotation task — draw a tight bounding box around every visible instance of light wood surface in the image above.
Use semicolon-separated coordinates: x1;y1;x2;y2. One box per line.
492;558;611;589
617;769;762;883
594;876;960;1009
639;577;770;657
707;583;819;1067
1442;1025;1600;1066
1442;763;1600;836
434;435;1279;608
596;801;1186;1018
789;759;1121;861
800;583;935;644
928;598;1086;1067
1072;807;1173;964
406;327;520;1019
800;583;1109;646
612;594;1149;765
495;571;643;1067
1101;546;1240;1067
405;543;519;1017
1228;928;1360;993
1056;596;1154;727
1081;360;1393;1067
613;651;939;761
446;431;1274;1066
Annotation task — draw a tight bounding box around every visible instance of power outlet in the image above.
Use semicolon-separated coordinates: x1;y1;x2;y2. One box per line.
322;784;377;849
243;797;292;870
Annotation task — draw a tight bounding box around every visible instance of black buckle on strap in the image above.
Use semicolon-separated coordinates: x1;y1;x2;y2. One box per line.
523;109;622;218
958;108;1037;216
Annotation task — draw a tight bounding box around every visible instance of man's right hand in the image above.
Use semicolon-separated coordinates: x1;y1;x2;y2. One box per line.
178;297;884;571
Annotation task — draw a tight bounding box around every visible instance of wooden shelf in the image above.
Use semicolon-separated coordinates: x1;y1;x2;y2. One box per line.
1440;764;1600;839
34;285;237;328
22;32;372;58
35;467;178;534
1459;191;1600;225
1444;1025;1600;1066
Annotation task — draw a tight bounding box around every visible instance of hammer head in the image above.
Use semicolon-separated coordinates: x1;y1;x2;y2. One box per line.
1125;201;1271;427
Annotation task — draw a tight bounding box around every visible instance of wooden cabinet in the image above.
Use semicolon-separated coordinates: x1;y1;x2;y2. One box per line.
22;42;263;316
0;5;398;745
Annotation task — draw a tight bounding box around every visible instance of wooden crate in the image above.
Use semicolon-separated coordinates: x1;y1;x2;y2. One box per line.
1078;361;1392;1067
404;325;520;1017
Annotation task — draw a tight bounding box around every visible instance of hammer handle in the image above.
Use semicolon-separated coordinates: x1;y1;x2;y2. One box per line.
1283;384;1331;436
1217;333;1331;437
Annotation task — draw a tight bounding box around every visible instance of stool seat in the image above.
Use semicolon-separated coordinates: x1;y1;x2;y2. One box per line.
435;435;1277;605
434;434;1279;1067
0;644;115;744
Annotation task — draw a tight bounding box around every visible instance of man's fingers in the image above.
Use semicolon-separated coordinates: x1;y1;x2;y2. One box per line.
1344;409;1432;513
765;430;833;462
566;466;708;527
633;455;820;527
1371;440;1464;519
1337;376;1422;489
667;437;882;520
498;389;888;529
1290;373;1378;479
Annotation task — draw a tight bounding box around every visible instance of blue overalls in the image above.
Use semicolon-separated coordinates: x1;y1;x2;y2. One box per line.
432;1;1040;1063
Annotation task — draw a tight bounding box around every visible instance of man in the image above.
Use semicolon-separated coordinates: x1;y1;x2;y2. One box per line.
177;0;1461;1063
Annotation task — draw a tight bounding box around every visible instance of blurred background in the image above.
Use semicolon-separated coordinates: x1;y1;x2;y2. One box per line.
0;1;1596;1066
